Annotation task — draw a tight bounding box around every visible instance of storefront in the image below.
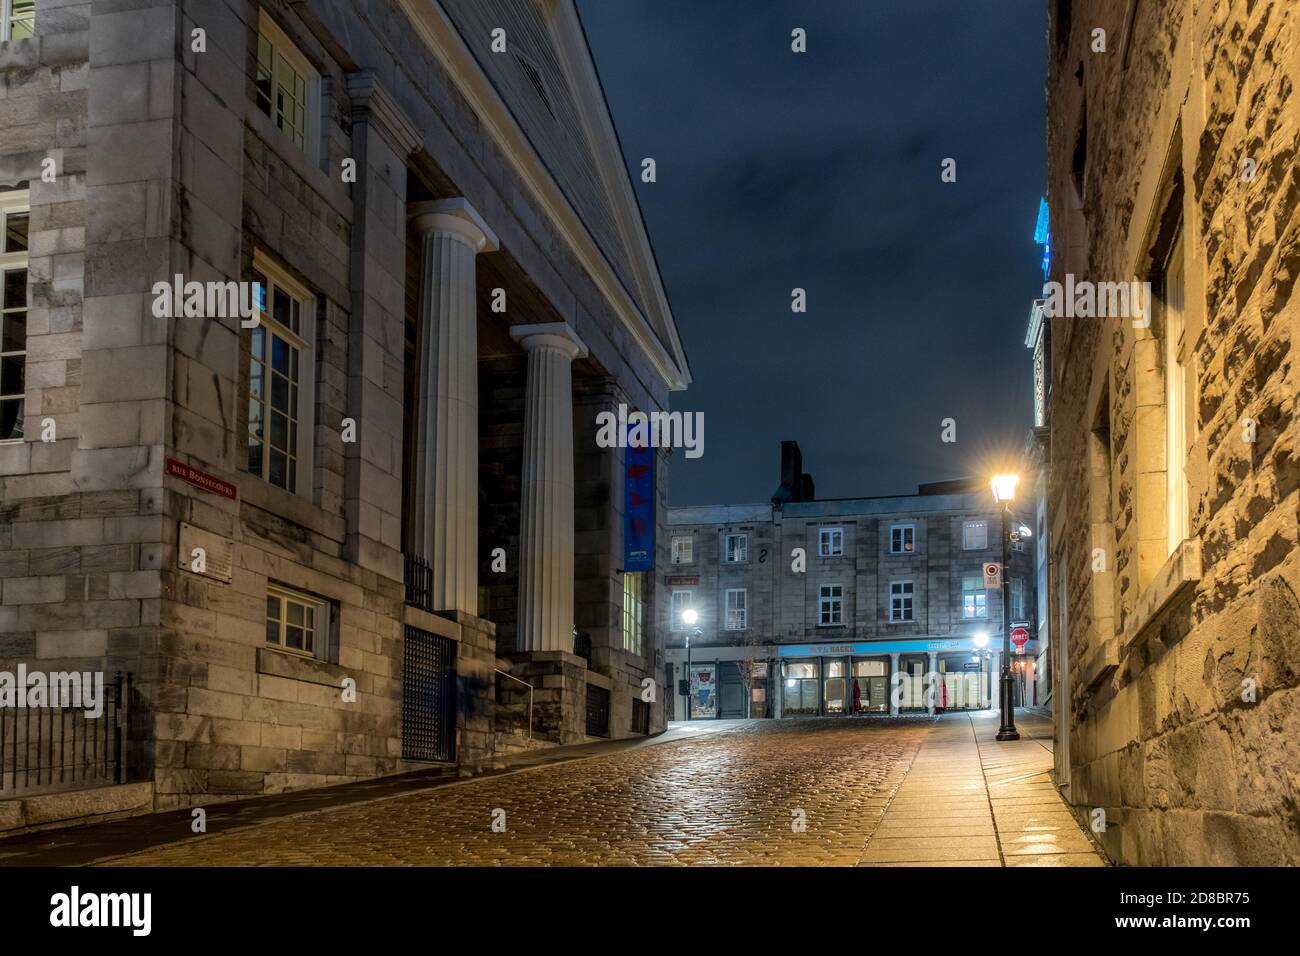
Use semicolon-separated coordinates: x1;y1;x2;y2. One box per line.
669;656;772;720
667;637;1007;720
775;638;994;717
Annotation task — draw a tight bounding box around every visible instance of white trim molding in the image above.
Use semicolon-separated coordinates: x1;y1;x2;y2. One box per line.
396;0;691;392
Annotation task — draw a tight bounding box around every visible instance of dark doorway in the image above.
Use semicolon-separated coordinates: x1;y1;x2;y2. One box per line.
719;663;745;718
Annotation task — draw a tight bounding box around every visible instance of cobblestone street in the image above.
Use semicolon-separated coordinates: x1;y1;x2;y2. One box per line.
77;711;1103;867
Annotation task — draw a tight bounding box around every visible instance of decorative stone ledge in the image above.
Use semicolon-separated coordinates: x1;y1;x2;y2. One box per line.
402;604;462;642
1077;639;1119;695
1122;537;1203;653
0;782;154;836
257;646;350;688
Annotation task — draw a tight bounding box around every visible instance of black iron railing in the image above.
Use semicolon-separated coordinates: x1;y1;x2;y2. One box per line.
1;671;130;794
573;630;592;668
404;553;433;612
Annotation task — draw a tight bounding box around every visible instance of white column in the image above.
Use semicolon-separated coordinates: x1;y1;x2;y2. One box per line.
889;652;900;716
513;322;589;652
927;651;938;715
408;199;498;615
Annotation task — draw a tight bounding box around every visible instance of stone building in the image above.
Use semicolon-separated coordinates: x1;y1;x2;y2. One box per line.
0;0;689;825
1045;0;1298;864
664;442;1038;720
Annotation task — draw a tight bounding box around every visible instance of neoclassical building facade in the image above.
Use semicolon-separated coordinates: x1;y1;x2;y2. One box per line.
0;0;689;819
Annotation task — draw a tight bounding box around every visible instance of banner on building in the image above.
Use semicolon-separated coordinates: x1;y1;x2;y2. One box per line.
623;427;655;572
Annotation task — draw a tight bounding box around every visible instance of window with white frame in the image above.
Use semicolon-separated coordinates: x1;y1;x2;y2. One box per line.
671;535;693;565
890;524;915;554
724;588;747;630
247;252;315;494
889;581;914;622
1163;225;1191;556
818;527;844;557
670;588;693;631
724;533;748;563
962;520;989;550
255;12;318;157
265;583;330;660
1;0;34;41
962;576;988;619
0;187;28;442
818;584;843;626
1011;578;1026;621
622;572;644;654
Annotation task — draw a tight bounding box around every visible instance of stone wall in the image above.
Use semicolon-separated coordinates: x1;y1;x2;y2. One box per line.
1046;0;1299;864
1;0;680;815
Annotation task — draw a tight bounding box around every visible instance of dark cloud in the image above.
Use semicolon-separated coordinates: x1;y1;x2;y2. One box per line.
578;0;1045;503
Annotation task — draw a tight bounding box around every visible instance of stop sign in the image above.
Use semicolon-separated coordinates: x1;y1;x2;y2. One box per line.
1010;626;1030;648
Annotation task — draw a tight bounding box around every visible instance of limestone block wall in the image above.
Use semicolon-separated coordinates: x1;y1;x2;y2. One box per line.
1047;0;1299;864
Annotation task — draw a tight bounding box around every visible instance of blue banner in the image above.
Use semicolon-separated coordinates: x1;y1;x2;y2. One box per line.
623;429;654;572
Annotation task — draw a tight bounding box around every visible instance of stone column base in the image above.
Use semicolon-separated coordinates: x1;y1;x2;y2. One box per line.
502;650;590;745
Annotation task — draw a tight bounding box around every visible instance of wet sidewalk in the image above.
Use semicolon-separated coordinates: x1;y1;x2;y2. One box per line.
857;708;1107;867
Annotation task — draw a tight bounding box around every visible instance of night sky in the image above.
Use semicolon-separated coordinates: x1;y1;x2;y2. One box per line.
577;0;1046;505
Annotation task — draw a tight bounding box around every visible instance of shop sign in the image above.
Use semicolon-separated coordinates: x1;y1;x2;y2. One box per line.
666;575;699;586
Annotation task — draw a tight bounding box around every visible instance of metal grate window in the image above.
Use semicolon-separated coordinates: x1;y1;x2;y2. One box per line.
631;697;650;735
401;625;456;762
585;684;610;738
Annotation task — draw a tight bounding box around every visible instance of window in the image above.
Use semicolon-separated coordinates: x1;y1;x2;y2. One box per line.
818;585;843;626
247;252;314;493
0;188;28;442
669;588;693;632
783;661;819;715
1;0;34;41
622;573;644;654
1163;225;1190;555
962;576;988;619
265;584;329;660
724;533;748;563
255;12;318;156
724;588;747;630
1011;578;1026;621
890;524;915;554
671;535;693;565
962;520;989;550
818;527;843;557
889;581;914;622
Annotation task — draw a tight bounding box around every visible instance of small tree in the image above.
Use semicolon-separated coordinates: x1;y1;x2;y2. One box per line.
733;636;766;718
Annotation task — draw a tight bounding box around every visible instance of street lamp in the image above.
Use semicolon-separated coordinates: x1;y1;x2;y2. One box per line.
680;608;699;720
990;473;1021;741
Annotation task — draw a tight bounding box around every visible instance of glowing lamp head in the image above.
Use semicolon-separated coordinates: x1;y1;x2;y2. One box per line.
681;608;698;626
972;632;989;649
990;473;1020;504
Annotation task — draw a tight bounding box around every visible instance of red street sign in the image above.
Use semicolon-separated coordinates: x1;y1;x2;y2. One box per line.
1010;626;1030;647
165;458;237;500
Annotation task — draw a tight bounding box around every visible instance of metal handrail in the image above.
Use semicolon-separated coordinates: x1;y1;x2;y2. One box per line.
493;669;534;740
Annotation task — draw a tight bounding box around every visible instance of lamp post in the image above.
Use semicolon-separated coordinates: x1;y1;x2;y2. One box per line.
991;473;1020;741
681;608;699;721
